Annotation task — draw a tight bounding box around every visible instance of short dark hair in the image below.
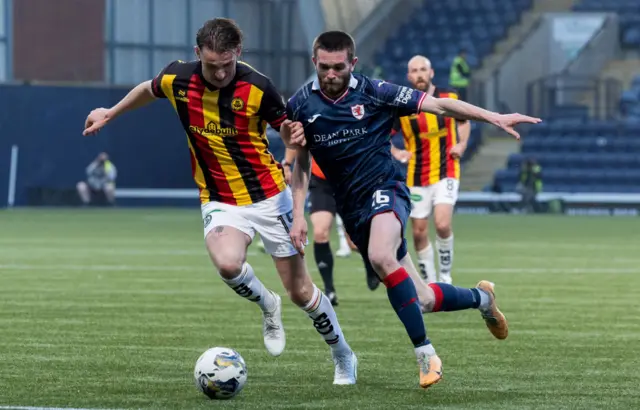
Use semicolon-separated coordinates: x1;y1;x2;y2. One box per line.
313;31;356;61
196;18;243;53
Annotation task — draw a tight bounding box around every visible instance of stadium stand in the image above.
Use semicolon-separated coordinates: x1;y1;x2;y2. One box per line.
573;0;640;49
494;121;640;193
572;0;640;120
489;0;640;194
370;0;534;165
375;0;534;87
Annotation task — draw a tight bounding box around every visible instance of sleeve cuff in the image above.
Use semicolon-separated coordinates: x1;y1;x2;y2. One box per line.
416;92;427;114
270;114;287;128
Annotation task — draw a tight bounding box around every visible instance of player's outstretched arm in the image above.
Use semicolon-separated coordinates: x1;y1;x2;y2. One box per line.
420;97;541;140
289;146;312;255
83;80;157;136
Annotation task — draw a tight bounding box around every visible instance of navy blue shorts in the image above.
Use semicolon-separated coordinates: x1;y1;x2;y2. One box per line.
342;182;411;267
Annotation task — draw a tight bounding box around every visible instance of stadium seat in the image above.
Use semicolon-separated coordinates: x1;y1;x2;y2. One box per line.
623;27;640;47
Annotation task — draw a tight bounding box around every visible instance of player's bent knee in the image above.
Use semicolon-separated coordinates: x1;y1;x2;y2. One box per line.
412;223;427;237
310;212;333;243
434;221;452;238
76;181;87;192
367;249;397;277
286;282;314;307
208;246;246;279
216;258;245;279
313;228;330;243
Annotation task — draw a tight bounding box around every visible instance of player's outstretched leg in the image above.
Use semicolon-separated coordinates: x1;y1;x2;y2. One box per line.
401;254;508;340
205;225;285;356
311;211;338;306
274;255;357;385
368;212;442;389
474;280;508;340
422;281;507;339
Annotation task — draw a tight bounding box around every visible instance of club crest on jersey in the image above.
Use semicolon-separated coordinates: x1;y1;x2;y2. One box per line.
231;97;244;111
351;104;365;120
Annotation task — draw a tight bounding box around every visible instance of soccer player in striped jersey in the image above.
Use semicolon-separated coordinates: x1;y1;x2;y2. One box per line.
391;55;468;284
82;18;356;385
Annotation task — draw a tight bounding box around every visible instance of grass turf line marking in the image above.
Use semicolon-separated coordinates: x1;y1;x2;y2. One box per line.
1;264;640;274
0;407;126;410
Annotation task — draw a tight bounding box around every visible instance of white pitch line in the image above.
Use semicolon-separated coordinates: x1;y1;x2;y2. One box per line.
2;264;640;274
0;264;190;272
457;267;640;274
0;407;126;410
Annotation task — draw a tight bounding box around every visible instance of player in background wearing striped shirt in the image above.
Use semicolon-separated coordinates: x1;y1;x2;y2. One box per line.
391;56;469;284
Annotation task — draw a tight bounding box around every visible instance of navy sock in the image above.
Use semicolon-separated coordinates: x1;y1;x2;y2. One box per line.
313;242;335;293
384;267;429;347
428;283;481;311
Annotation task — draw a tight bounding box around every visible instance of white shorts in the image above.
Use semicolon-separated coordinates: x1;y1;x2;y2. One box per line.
409;178;459;219
201;187;298;258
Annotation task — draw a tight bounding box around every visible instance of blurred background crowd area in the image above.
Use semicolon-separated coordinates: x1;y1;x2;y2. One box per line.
0;0;639;208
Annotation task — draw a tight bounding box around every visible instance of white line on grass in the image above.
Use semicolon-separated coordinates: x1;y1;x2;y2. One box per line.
2;264;640;274
0;407;125;410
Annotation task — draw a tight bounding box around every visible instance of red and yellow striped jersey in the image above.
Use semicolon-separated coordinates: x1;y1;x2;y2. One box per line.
394;87;461;187
151;60;287;206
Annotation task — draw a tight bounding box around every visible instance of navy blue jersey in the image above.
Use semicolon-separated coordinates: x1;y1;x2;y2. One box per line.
286;74;426;218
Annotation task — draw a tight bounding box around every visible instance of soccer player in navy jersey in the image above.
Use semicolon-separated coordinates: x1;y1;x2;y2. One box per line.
280;31;541;389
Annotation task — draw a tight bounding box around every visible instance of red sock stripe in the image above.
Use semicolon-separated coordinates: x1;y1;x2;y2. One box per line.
383;267;410;288
401;297;417;308
428;283;443;312
304;288;322;313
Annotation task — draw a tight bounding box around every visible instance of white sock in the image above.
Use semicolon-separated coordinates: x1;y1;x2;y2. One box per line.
417;244;437;283
335;215;349;248
435;234;454;281
477;288;491;310
220;263;276;313
303;285;351;354
415;343;437;359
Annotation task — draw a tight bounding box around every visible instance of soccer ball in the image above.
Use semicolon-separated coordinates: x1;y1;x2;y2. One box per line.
194;347;247;400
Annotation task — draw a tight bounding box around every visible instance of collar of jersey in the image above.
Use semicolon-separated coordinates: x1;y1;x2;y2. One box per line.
311;75;358;91
311;75;358;103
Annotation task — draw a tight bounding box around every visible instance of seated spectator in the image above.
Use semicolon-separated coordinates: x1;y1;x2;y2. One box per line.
76;152;117;206
516;157;542;213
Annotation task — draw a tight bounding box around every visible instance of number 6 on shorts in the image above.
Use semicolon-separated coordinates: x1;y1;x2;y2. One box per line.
372;190;390;208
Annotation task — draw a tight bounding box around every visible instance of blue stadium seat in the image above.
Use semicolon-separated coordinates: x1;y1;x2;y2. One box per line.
623;27;640;47
378;0;535;167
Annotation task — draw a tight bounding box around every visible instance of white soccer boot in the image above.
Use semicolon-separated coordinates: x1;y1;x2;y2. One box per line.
332;350;358;385
335;244;352;257
262;291;285;356
439;272;453;284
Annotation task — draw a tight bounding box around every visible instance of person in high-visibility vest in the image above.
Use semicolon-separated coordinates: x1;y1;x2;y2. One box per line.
517;157;543;213
449;49;471;101
76;152;117;206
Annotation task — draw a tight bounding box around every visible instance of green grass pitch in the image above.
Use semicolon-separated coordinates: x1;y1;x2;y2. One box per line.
1;208;639;409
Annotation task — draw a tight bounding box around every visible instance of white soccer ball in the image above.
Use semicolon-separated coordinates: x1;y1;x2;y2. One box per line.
194;347;247;400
